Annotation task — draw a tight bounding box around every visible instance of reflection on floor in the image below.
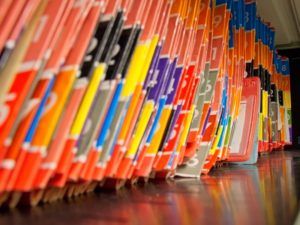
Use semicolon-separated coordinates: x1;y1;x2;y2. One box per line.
0;150;300;225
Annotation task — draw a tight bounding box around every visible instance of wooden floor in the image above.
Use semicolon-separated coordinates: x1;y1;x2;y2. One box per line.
0;150;299;225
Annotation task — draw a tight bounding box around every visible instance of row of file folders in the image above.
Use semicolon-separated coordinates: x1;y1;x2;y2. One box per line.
0;0;292;207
